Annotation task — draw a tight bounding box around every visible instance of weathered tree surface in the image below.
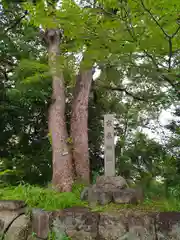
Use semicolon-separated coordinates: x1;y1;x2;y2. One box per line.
45;29;73;192
71;69;92;184
45;28;92;188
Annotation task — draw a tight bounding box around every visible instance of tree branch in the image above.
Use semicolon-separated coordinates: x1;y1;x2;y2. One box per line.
161;74;179;89
140;0;169;38
100;85;147;102
172;25;180;38
140;0;180;72
168;38;173;71
143;50;159;69
142;51;179;94
121;5;137;42
3;71;9;82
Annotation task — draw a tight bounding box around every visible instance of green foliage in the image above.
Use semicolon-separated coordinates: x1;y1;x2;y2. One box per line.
0;184;86;211
47;132;52;145
0;169;16;176
16;59;49;82
142;180;166;199
71;182;87;196
48;231;71;240
168;185;180;199
32;229;71;240
1;183;180;213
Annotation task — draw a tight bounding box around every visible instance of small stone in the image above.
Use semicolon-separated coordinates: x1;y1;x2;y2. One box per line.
98;191;112;205
96;176;128;190
0;208;26;235
31;208;52;239
87;185;112;206
80;187;89;201
52;207;99;240
127;213;156;240
0;201;26;211
4;214;31;240
156;212;180;239
99;212;128;240
112;188;139;204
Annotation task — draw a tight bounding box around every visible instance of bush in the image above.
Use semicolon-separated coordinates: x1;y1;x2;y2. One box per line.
168;185;180;198
142;180;167;200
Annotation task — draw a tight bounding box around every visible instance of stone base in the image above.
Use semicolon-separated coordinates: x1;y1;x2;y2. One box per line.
81;175;144;206
1;200;180;239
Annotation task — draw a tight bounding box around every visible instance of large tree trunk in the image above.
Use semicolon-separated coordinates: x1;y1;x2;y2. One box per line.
70;69;92;184
45;29;73;192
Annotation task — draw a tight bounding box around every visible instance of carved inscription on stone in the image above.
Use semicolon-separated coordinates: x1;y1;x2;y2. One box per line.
104;114;115;176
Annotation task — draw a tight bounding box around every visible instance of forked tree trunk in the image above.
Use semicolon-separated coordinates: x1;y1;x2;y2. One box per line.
45;29;73;192
70;69;92;184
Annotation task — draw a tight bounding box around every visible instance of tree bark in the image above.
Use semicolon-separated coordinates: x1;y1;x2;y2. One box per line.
70;69;92;184
45;29;73;192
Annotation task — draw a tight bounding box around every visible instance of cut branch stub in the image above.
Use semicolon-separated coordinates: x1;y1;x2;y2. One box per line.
43;29;63;46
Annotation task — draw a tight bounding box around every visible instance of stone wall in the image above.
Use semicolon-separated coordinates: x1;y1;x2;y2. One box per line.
1;200;180;240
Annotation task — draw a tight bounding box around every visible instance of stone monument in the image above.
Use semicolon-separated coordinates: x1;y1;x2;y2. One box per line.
104;114;115;177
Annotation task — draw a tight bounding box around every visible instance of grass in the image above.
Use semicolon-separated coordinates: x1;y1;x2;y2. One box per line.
92;198;180;213
0;183;87;211
0;183;180;212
